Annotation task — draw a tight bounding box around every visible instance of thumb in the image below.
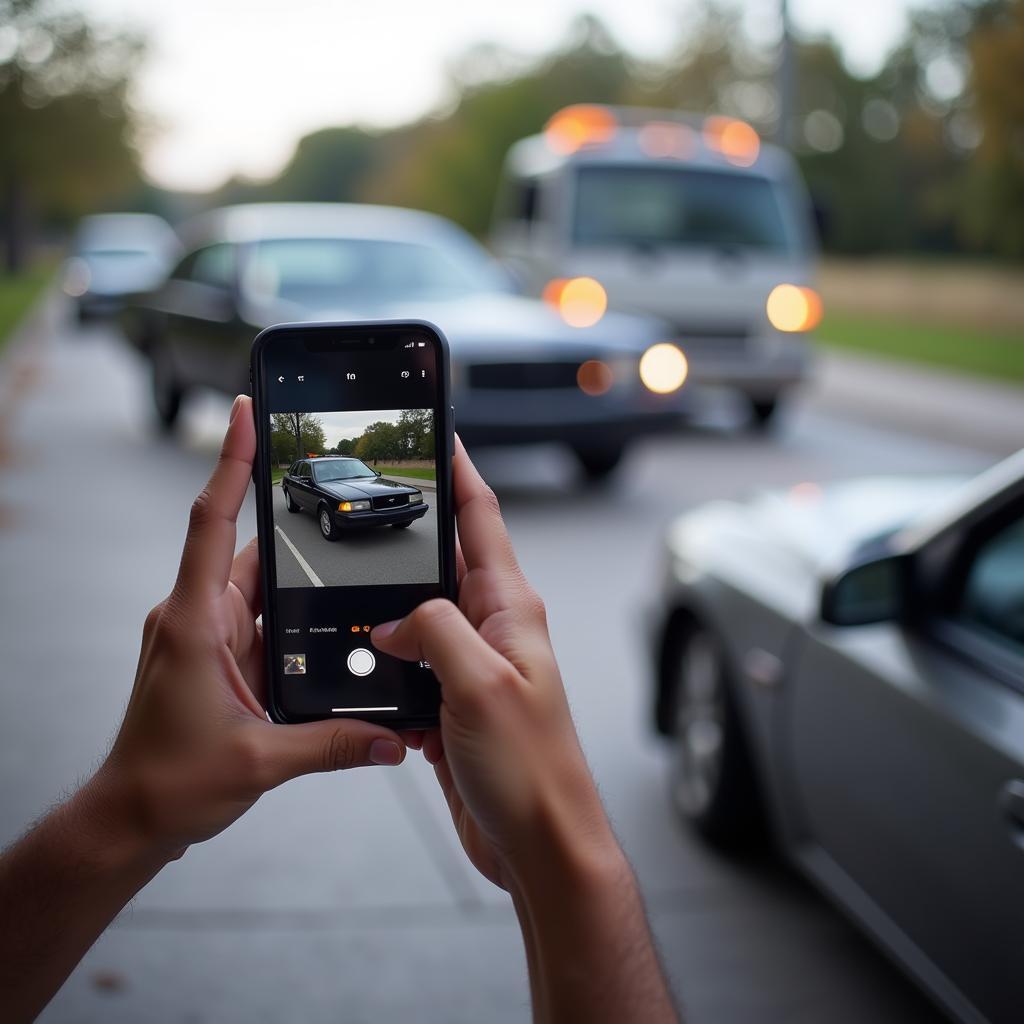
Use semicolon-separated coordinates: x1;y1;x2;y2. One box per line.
256;719;406;787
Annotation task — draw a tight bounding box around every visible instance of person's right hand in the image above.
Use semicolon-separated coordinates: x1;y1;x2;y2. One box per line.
372;440;617;891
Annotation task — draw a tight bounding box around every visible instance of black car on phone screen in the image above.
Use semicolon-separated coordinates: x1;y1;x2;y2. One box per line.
282;457;427;541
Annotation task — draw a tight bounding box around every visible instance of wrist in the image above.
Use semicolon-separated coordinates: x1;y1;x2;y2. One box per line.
64;765;183;879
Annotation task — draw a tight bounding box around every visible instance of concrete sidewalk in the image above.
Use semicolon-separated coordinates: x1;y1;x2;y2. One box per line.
802;348;1024;458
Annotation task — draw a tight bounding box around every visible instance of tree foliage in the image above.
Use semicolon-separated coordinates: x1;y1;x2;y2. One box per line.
353;410;434;463
0;0;145;270
269;412;326;464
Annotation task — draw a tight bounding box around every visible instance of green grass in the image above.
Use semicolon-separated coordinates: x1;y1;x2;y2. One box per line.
271;467;286;484
0;264;54;352
373;465;436;481
816;311;1024;386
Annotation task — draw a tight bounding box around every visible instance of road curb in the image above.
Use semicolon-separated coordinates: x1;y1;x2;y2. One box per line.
382;475;436;491
802;348;1024;458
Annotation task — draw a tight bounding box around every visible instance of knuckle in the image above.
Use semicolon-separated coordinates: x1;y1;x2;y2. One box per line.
519;586;548;628
479;485;502;518
189;488;214;530
322;729;357;771
412;598;458;631
142;602;165;637
229;730;267;779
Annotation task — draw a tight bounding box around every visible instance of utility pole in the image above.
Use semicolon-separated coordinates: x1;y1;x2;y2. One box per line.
778;0;796;149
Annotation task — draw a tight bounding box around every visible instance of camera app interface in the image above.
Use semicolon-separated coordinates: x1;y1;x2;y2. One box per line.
264;329;443;720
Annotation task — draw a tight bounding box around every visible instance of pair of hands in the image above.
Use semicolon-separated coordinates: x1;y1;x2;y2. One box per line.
92;395;610;889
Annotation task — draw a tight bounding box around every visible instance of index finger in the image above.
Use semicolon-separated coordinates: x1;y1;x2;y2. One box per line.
453;436;521;579
175;396;255;601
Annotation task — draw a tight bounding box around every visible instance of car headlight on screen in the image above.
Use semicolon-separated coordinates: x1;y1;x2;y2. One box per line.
339;500;371;512
409;492;423;504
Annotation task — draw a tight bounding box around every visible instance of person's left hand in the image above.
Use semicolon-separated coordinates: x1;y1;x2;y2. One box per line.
89;395;407;861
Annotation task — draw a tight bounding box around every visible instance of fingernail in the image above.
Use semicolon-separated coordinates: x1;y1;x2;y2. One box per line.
369;739;403;766
371;619;401;642
229;395;243;424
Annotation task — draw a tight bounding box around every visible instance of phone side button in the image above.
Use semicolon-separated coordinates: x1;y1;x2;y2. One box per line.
347;648;376;677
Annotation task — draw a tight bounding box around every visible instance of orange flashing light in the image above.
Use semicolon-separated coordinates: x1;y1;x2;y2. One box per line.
543;276;608;328
766;284;823;332
545;105;618;155
703;116;760;167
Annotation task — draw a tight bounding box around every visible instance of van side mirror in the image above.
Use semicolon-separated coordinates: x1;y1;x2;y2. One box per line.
820;554;910;626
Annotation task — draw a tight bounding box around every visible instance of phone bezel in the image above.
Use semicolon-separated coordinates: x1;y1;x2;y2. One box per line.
250;319;457;727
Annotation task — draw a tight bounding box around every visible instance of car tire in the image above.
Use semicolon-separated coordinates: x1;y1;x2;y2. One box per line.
283;487;300;513
151;346;184;431
573;444;626;483
666;616;766;849
748;396;780;430
392;521;413;529
318;503;339;542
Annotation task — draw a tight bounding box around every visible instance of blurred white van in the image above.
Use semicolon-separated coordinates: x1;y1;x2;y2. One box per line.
492;106;821;426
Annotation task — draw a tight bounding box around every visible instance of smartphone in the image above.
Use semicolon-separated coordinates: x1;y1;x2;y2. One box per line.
250;320;456;727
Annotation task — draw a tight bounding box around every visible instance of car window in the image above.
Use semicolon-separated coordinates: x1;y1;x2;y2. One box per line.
190;244;235;289
170;251;199;281
572;165;796;252
298;463;311;479
313;459;376;483
243;236;507;306
957;515;1024;654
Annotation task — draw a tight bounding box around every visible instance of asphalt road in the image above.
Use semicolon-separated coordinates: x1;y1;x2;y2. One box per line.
272;485;439;587
0;301;994;1024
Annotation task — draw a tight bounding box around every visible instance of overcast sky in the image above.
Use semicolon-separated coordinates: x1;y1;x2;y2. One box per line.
84;0;929;191
304;409;408;449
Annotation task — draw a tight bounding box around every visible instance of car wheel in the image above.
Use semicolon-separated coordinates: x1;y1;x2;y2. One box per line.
573;444;626;483
392;521;413;529
151;346;183;431
283;487;300;513
748;396;780;430
667;618;766;849
318;504;339;541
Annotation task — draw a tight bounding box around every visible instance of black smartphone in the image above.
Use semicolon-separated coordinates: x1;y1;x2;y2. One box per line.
250;320;456;727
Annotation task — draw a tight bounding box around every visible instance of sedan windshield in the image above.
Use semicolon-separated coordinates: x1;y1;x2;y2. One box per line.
572;166;796;253
312;459;376;483
245;236;507;307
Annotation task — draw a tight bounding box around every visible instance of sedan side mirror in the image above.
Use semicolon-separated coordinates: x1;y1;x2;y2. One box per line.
375;469;381;477
820;553;910;626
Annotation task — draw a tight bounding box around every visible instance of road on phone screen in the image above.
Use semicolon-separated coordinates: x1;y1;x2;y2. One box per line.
271;486;439;587
4;302;1005;1024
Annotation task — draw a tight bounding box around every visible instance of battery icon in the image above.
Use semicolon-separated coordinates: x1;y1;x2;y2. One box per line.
417;342;426;347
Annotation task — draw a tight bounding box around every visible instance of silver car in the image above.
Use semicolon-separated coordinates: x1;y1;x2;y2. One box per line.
649;452;1024;1023
123;203;691;480
493;105;820;426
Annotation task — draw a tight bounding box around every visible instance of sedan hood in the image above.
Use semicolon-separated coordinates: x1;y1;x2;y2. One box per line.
317;477;419;501
670;475;968;579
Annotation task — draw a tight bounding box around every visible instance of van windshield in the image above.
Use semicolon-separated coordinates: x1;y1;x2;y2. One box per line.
572;166;795;253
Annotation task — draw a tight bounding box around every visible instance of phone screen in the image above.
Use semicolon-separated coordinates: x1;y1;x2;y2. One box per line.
253;322;454;725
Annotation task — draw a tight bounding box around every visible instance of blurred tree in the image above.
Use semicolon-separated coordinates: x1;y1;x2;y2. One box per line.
331;437;357;456
362;14;636;236
0;0;145;271
963;0;1024;257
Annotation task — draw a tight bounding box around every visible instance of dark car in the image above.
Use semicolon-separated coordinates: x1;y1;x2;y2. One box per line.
648;451;1024;1024
122;202;690;481
282;457;427;541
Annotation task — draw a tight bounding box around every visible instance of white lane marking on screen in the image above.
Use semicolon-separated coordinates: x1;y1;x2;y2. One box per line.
331;706;399;713
274;524;324;588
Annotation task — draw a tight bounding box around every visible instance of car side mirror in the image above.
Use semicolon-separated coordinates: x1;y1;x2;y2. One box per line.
375;469;382;477
820;553;910;626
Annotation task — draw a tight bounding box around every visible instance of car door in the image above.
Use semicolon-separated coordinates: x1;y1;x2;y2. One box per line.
785;503;1024;1024
164;242;246;394
294;462;317;510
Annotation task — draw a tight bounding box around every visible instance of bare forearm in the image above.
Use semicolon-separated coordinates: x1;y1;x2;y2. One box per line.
509;826;679;1024
0;773;170;1022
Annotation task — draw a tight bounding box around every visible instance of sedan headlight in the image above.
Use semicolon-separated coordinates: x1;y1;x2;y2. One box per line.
339;500;371;512
408;492;423;504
